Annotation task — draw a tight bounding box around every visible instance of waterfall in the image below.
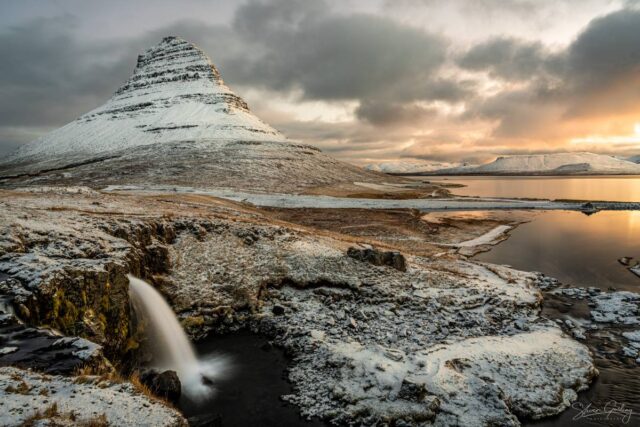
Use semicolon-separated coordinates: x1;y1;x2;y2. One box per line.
128;274;228;401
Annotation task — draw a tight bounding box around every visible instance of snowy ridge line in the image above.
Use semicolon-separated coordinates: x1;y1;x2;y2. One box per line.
430;152;640;176
3;36;285;161
102;185;640;211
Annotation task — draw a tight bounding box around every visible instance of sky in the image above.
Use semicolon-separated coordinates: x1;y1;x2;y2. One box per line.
1;0;639;165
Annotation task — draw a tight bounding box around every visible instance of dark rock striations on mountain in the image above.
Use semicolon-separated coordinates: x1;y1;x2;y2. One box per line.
0;36;386;192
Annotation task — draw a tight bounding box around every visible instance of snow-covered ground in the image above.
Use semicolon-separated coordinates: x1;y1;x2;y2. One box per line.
103;185;640;211
438;152;640;175
0;367;187;426
0;188;599;426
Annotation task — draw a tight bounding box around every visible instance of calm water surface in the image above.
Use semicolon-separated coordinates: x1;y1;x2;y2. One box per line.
475;210;640;292
427;175;640;202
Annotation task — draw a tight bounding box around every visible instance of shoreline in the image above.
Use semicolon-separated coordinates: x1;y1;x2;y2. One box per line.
101;185;640;212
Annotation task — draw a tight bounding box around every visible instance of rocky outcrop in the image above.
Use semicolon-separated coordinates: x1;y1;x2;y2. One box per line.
0;311;109;375
347;246;407;271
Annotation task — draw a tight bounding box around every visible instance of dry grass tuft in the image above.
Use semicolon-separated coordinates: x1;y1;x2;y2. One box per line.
5;380;31;395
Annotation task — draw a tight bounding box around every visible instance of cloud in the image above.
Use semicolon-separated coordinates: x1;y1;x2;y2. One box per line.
457;7;640;142
457;37;560;81
1;0;639;163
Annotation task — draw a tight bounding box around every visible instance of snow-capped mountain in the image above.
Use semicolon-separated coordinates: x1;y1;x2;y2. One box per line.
626;155;640;164
8;36;283;160
365;160;466;174
435;152;640;175
0;37;386;192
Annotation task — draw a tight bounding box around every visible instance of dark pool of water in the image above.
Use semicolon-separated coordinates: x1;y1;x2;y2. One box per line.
475;210;640;292
179;330;325;427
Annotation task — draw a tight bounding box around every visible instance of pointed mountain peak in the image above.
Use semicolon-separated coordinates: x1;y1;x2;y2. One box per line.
7;36;282;160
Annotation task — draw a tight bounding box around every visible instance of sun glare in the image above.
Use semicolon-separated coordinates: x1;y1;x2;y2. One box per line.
635;122;640;135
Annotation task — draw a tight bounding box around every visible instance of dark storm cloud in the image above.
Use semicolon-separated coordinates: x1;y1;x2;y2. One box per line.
458;7;640;138
563;8;640;116
219;0;460;125
0;16;134;127
228;0;447;100
457;38;560;81
355;101;438;126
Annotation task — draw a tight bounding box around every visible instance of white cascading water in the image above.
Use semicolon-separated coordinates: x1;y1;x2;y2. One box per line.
127;275;228;401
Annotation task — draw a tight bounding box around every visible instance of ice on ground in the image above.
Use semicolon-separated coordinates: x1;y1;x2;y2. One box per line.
591;291;640;324
0;367;186;426
453;225;512;247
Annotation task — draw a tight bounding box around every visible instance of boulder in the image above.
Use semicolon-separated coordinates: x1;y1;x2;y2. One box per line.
347;247;407;271
140;369;181;403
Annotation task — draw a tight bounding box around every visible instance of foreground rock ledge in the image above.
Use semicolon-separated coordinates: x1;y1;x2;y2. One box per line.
0;188;597;426
0;367;187;426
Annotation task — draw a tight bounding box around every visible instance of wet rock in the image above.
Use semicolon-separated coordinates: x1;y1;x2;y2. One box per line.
347;247;407;271
619;257;633;266
0;312;108;375
397;379;429;403
140;369;182;403
272;305;285;316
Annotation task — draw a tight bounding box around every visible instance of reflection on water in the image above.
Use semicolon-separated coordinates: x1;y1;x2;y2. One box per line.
475;211;640;292
472;210;640;426
428;176;640;202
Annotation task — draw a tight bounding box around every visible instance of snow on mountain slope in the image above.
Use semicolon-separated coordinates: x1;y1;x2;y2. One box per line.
437;152;640;175
365;160;466;174
626;155;640;164
0;37;390;192
7;36;282;160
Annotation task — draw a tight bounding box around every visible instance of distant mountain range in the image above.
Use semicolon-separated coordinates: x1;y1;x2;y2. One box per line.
364;160;467;174
0;37;386;193
369;152;640;176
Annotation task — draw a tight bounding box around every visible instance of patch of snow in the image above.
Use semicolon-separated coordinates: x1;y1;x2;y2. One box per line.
454;225;512;248
590;291;640;324
0;367;186;426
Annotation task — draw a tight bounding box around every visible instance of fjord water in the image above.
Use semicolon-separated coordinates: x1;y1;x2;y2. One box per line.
447;177;640;426
128;275;227;401
431;175;640;202
475;210;640;292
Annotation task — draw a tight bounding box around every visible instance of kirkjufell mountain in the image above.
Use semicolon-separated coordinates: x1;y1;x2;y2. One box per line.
0;36;386;192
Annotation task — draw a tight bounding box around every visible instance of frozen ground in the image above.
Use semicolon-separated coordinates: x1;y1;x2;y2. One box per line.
0;367;187;426
103;185;640;211
0;188;599;426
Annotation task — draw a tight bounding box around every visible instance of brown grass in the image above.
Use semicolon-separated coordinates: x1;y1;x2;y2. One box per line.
20;402;109;427
71;367;172;407
5;380;31;395
19;402;59;427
